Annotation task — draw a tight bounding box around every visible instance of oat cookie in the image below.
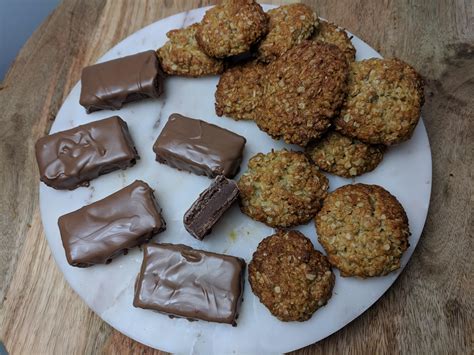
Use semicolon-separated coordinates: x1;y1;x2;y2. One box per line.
255;41;349;146
315;184;410;277
157;24;224;77
249;230;335;321
257;4;318;63
215;61;266;120
334;58;424;145
306;131;385;177
312;20;356;63
238;149;329;227
196;0;268;58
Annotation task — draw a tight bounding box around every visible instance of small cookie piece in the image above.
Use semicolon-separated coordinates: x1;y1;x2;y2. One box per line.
249;230;335;322
238;150;329;228
256;41;349;146
196;0;268;58
257;4;318;63
334;58;424;145
312;20;356;63
316;184;410;277
157;24;224;77
215;61;266;120
306;131;385;177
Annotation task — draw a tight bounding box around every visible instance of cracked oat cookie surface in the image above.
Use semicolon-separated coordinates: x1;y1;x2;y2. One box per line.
257;3;318;63
255;41;349;146
315;184;410;277
215;61;266;120
306;131;385;177
249;230;335;322
196;0;268;58
312;20;356;63
157;24;224;77
238;150;329;228
334;58;424;145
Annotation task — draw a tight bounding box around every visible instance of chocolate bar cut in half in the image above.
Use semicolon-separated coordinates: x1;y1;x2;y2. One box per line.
184;175;239;240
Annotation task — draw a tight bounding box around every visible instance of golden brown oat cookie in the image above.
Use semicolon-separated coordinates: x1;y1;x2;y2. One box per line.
306;131;385;177
315;184;410;277
257;4;318;63
255;41;349;146
248;230;334;322
157;24;224;77
334;58;424;145
196;0;268;58
238;150;329;228
312;20;356;63
215;61;266;120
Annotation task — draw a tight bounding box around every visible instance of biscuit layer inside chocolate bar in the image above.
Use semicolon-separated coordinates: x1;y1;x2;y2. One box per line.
133;243;245;325
184;175;239;240
80;50;165;113
35;116;139;190
153;113;246;178
58;180;166;267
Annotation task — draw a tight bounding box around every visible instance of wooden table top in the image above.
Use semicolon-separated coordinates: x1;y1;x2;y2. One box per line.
0;0;472;354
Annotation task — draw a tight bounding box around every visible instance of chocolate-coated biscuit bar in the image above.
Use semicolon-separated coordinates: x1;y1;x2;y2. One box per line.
58;180;166;267
133;243;245;325
153;113;246;178
184;175;239;240
35;116;139;190
80;50;165;113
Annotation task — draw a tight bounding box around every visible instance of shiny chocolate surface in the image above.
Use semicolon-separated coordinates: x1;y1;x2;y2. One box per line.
153;113;246;178
134;243;245;325
35;116;139;190
58;180;166;267
79;50;165;113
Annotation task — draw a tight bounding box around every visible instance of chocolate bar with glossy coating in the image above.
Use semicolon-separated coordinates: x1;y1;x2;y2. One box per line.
153;113;246;178
35;116;139;190
35;116;140;190
80;50;165;113
133;243;245;325
58;180;166;267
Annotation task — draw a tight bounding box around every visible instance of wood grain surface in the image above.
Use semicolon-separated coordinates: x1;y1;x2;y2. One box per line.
0;0;472;354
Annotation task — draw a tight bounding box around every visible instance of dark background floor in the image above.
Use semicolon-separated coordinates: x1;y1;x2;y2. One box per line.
0;0;60;81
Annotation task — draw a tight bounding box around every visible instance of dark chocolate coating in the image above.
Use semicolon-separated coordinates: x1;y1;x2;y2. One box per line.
183;175;239;240
58;180;166;267
153;113;246;178
79;50;165;113
133;243;245;325
35;116;139;190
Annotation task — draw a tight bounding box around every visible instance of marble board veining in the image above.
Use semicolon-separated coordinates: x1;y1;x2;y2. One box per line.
39;5;432;354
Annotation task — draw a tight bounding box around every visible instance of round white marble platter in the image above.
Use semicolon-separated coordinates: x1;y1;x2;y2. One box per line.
39;5;432;355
